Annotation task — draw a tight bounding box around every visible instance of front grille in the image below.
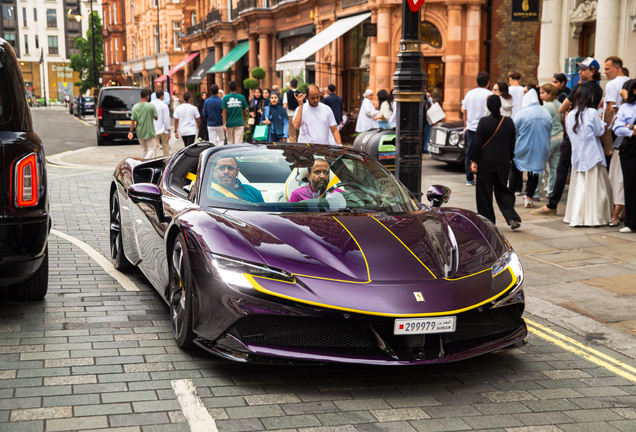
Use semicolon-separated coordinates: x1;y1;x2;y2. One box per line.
230;315;373;348
443;304;524;343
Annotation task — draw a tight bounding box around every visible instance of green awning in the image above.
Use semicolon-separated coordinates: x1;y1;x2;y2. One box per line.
208;41;249;73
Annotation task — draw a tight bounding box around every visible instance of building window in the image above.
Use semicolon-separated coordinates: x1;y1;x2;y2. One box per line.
173;30;180;50
153;0;158;8
579;22;595;58
46;9;57;28
22;7;26;26
110;40;113;65
115;38;118;63
191;12;196;27
33;8;37;22
130;0;134;20
24;34;29;54
68;34;79;55
421;21;442;48
48;35;58;54
4;33;16;48
132;36;136;60
113;2;117;24
172;20;179;30
2;6;15;23
154;25;160;52
35;35;39;49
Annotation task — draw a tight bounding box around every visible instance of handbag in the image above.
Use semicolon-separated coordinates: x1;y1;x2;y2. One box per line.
247;117;255;126
613;111;636;151
481;117;505;149
253;124;269;142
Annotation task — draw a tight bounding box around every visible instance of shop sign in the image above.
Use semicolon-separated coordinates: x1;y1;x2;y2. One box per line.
511;0;540;21
51;64;74;79
342;0;367;9
362;23;377;37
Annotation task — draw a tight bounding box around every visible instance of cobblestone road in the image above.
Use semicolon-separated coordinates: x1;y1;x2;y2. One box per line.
2;110;636;431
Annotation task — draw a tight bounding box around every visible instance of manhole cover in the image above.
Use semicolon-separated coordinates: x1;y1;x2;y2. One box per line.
530;249;620;269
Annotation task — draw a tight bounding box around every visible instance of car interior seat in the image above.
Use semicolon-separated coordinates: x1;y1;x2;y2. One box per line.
283;168;309;202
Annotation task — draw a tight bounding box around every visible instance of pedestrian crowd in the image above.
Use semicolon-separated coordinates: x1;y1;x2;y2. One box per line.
464;56;636;234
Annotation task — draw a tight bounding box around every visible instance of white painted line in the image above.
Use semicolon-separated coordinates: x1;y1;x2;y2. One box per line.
50;229;139;292
171;379;218;432
47;147;108;169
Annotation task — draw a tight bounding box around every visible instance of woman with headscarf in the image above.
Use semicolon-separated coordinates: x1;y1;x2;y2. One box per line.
564;84;613;226
248;88;263;142
261;92;289;142
355;89;377;132
470;95;521;229
509;88;553;208
197;92;209;141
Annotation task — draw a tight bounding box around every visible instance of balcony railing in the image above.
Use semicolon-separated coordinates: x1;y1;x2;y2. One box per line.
237;0;263;13
68;48;80;57
2;18;17;29
49;46;59;55
108;24;123;33
205;7;227;26
185;22;203;36
66;20;81;32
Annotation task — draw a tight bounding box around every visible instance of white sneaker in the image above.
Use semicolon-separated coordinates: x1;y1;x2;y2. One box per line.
524;196;534;208
619;227;635;233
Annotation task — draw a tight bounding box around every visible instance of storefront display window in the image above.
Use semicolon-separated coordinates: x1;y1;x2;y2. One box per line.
344;22;370;113
421;21;442;48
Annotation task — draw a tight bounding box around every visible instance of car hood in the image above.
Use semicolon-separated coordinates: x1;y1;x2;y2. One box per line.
221;210;496;283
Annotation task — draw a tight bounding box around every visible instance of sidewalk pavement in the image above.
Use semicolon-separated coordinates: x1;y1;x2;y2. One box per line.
48;147;636;343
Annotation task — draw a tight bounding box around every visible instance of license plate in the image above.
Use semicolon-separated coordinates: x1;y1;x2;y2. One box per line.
429;145;441;154
118;120;132;126
394;316;456;335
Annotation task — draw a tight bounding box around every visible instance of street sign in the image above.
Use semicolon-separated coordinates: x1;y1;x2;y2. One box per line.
408;0;426;13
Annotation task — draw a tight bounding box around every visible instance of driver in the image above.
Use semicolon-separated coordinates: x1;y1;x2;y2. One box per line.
210;156;264;203
289;159;342;202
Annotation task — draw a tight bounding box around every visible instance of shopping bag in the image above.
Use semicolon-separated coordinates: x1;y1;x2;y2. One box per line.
426;102;445;125
253;124;269;142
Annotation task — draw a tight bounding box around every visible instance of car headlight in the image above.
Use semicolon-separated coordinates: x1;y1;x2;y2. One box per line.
449;133;460;146
492;250;523;280
211;255;294;289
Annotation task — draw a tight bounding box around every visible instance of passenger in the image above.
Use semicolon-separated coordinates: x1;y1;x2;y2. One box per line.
210;157;264;203
290;159;342;202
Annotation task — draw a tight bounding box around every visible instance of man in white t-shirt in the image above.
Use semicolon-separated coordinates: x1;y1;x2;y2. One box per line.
151;90;172;156
603;56;630;129
173;91;200;147
507;71;524;118
292;85;341;145
461;71;492;185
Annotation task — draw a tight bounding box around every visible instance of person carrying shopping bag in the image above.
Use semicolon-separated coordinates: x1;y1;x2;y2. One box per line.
259;92;288;142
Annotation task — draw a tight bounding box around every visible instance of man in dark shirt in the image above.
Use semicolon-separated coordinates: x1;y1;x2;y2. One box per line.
323;84;344;130
202;85;224;146
532;57;602;216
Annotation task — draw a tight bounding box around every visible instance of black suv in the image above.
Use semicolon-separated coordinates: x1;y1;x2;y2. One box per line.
96;86;140;146
0;38;50;301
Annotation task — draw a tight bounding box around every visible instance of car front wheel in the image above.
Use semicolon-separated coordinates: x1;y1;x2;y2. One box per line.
110;193;132;270
169;233;196;348
10;246;49;301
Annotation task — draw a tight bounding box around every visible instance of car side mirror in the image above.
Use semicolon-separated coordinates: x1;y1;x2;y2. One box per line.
128;183;170;222
427;185;451;208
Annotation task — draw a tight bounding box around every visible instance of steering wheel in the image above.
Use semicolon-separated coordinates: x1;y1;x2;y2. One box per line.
325;182;380;206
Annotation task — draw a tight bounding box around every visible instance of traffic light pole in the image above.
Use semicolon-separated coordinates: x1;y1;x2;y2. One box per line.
393;0;427;201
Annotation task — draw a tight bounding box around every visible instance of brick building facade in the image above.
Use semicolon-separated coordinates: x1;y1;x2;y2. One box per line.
102;0;128;86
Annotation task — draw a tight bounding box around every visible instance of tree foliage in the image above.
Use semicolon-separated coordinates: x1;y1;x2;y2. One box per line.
69;12;104;95
243;78;259;90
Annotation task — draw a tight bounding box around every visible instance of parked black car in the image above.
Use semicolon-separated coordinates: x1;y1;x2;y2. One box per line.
74;96;95;117
0;38;50;301
96;87;140;146
428;120;466;165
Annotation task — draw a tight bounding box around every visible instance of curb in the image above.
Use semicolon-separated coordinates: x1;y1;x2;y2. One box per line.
46;147;111;169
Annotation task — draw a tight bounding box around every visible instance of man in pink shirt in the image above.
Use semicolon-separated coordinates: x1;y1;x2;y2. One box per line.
290;159;342;202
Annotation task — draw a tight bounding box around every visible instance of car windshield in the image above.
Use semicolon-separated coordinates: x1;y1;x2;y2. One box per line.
85;97;94;103
197;145;419;213
101;89;138;111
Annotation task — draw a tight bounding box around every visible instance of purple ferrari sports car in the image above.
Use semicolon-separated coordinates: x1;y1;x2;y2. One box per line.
110;142;526;365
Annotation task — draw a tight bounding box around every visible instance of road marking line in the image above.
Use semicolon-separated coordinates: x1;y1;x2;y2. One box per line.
73;116;93;127
171;379;218;432
526;325;636;384
50;229;139;292
525;318;636;375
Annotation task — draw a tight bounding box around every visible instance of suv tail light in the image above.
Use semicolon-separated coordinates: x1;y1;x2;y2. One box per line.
97;108;103;120
14;153;38;207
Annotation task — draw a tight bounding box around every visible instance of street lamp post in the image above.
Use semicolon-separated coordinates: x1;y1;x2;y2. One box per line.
393;0;427;201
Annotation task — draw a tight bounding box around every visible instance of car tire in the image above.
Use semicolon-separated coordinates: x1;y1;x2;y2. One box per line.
97;136;107;146
10;246;49;302
110;192;132;270
169;233;196;349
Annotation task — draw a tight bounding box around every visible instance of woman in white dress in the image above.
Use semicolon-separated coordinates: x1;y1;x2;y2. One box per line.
563;84;613;226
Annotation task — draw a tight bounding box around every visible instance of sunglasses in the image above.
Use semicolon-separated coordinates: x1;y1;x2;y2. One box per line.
215;165;237;172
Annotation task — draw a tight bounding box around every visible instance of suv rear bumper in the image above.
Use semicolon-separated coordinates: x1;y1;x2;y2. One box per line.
98;126;136;141
0;216;50;286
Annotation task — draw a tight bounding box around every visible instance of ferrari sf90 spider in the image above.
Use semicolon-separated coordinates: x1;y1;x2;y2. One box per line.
110;142;526;364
